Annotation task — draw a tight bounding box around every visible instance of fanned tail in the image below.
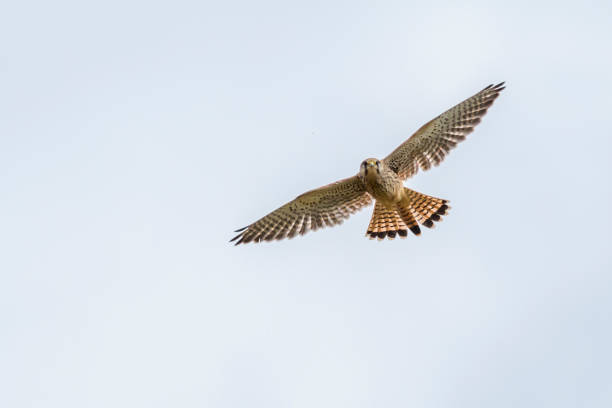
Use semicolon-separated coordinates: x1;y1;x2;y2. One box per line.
366;202;409;240
395;200;422;237
365;189;450;241
401;188;450;229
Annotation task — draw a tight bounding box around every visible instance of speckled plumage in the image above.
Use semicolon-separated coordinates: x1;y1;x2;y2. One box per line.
231;82;504;245
230;176;371;245
384;82;506;180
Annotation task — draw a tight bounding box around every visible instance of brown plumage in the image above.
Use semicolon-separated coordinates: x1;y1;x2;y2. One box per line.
365;188;449;239
231;82;504;245
366;201;409;240
230;176;372;245
384;82;506;179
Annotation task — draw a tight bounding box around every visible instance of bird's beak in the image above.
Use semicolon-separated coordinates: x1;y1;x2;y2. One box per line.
367;162;376;167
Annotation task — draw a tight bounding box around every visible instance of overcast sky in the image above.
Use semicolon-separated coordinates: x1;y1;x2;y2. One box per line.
2;1;611;407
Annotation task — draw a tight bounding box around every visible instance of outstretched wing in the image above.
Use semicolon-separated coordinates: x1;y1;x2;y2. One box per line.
231;175;372;245
384;82;505;180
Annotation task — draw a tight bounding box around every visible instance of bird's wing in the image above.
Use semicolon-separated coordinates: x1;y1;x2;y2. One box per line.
383;82;505;180
231;175;372;245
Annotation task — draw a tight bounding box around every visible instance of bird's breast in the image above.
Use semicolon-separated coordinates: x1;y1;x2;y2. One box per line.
364;173;402;204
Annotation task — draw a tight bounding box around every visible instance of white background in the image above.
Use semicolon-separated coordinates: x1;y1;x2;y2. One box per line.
2;1;611;407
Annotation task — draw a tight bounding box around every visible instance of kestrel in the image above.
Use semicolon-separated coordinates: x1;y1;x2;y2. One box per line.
231;82;505;245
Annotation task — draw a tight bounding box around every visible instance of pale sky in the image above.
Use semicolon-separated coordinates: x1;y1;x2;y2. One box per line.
2;1;611;407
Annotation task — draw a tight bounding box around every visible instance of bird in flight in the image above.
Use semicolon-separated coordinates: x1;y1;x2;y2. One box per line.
231;82;505;245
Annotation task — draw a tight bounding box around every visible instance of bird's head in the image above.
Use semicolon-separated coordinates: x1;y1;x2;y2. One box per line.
360;158;381;177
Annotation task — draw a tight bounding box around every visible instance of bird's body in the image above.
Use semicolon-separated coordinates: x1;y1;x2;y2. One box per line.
355;157;448;238
361;158;403;206
231;82;505;245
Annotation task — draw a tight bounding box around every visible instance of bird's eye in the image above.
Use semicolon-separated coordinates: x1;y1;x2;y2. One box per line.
376;160;380;167
362;161;367;168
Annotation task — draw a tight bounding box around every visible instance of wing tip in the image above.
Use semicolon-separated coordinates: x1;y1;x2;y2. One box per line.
483;81;506;93
230;234;243;245
230;226;250;245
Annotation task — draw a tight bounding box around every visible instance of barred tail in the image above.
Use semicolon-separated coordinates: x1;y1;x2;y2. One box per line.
395;199;422;236
401;188;450;229
366;190;450;241
366;201;410;240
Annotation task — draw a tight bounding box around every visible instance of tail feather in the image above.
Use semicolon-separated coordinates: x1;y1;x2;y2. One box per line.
365;189;450;241
366;202;408;240
403;188;450;229
395;203;422;236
